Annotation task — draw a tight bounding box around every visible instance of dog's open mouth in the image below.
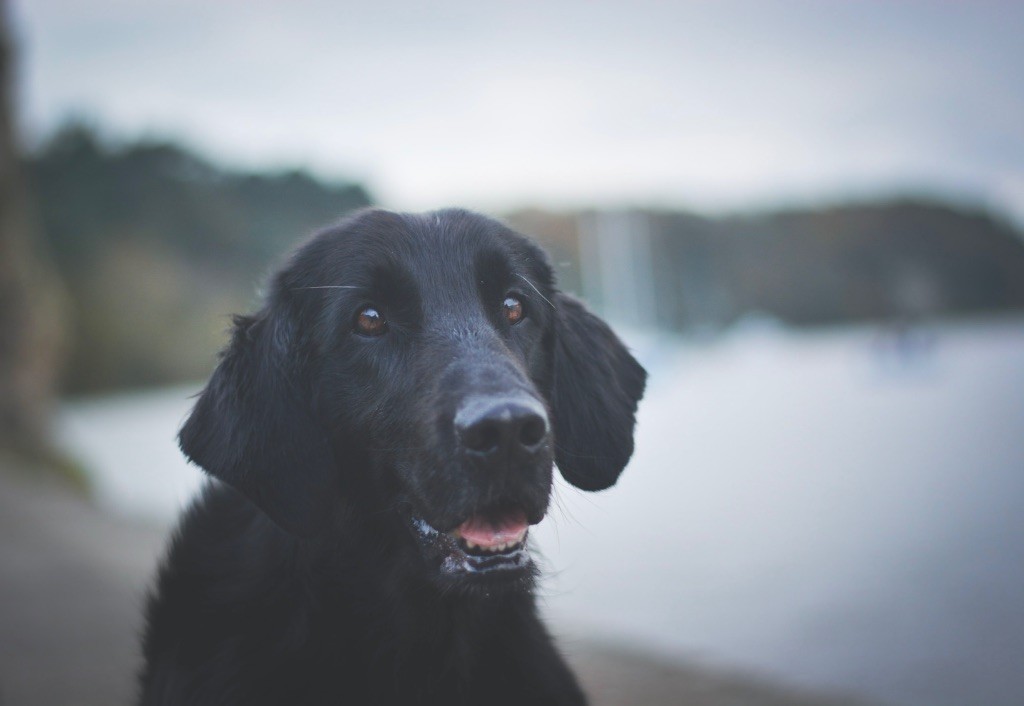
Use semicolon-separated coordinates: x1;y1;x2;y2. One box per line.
412;508;533;576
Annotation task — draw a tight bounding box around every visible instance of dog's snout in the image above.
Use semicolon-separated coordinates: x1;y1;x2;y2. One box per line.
455;396;549;459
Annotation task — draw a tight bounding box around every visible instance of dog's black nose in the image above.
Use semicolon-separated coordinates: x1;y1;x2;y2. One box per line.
455;396;549;459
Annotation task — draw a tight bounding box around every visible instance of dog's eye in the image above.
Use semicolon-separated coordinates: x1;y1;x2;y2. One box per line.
502;296;524;325
355;307;387;336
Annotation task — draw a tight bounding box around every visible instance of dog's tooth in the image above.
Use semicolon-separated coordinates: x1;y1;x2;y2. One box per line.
465;539;478;550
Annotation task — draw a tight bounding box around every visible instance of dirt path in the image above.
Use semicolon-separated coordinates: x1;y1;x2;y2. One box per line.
0;465;165;705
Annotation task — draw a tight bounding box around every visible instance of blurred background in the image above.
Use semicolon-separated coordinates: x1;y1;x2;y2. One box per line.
1;1;1023;705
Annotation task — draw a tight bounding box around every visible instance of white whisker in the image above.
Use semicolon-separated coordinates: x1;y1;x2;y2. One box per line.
294;285;360;290
515;274;555;309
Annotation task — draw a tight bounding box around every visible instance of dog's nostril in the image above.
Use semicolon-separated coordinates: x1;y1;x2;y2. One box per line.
463;421;502;454
519;416;547;448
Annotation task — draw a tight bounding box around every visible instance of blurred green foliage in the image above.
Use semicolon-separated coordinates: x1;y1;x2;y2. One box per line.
26;122;372;393
634;202;1024;332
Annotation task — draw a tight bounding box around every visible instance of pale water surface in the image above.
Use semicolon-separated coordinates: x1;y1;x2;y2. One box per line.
58;318;1024;706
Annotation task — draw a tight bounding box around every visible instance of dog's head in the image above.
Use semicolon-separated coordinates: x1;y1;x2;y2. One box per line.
179;208;646;591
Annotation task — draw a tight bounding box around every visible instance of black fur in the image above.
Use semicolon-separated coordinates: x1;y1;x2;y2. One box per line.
140;208;646;705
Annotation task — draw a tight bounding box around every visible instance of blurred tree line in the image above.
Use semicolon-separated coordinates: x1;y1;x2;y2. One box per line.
20;116;1024;399
645;204;1024;331
24;121;1024;396
25;123;372;393
515;203;1024;334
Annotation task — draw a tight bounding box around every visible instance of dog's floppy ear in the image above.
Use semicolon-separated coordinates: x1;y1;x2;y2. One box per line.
178;308;336;537
550;293;647;491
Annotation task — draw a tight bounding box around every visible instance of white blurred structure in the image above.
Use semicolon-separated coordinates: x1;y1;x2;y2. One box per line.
578;211;658;329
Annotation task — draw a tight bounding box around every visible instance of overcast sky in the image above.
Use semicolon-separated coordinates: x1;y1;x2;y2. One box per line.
10;0;1024;222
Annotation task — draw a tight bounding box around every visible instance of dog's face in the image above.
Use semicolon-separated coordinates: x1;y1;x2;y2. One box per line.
179;209;646;591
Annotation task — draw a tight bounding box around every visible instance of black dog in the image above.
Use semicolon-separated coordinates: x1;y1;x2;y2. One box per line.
139;208;646;705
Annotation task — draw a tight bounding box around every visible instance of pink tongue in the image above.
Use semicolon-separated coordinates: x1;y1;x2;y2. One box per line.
457;511;528;548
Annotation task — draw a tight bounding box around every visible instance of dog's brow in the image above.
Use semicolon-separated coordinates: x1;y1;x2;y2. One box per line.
515;274;555;309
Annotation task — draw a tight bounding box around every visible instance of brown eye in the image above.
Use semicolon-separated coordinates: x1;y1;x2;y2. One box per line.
502;296;524;325
355;306;387;336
